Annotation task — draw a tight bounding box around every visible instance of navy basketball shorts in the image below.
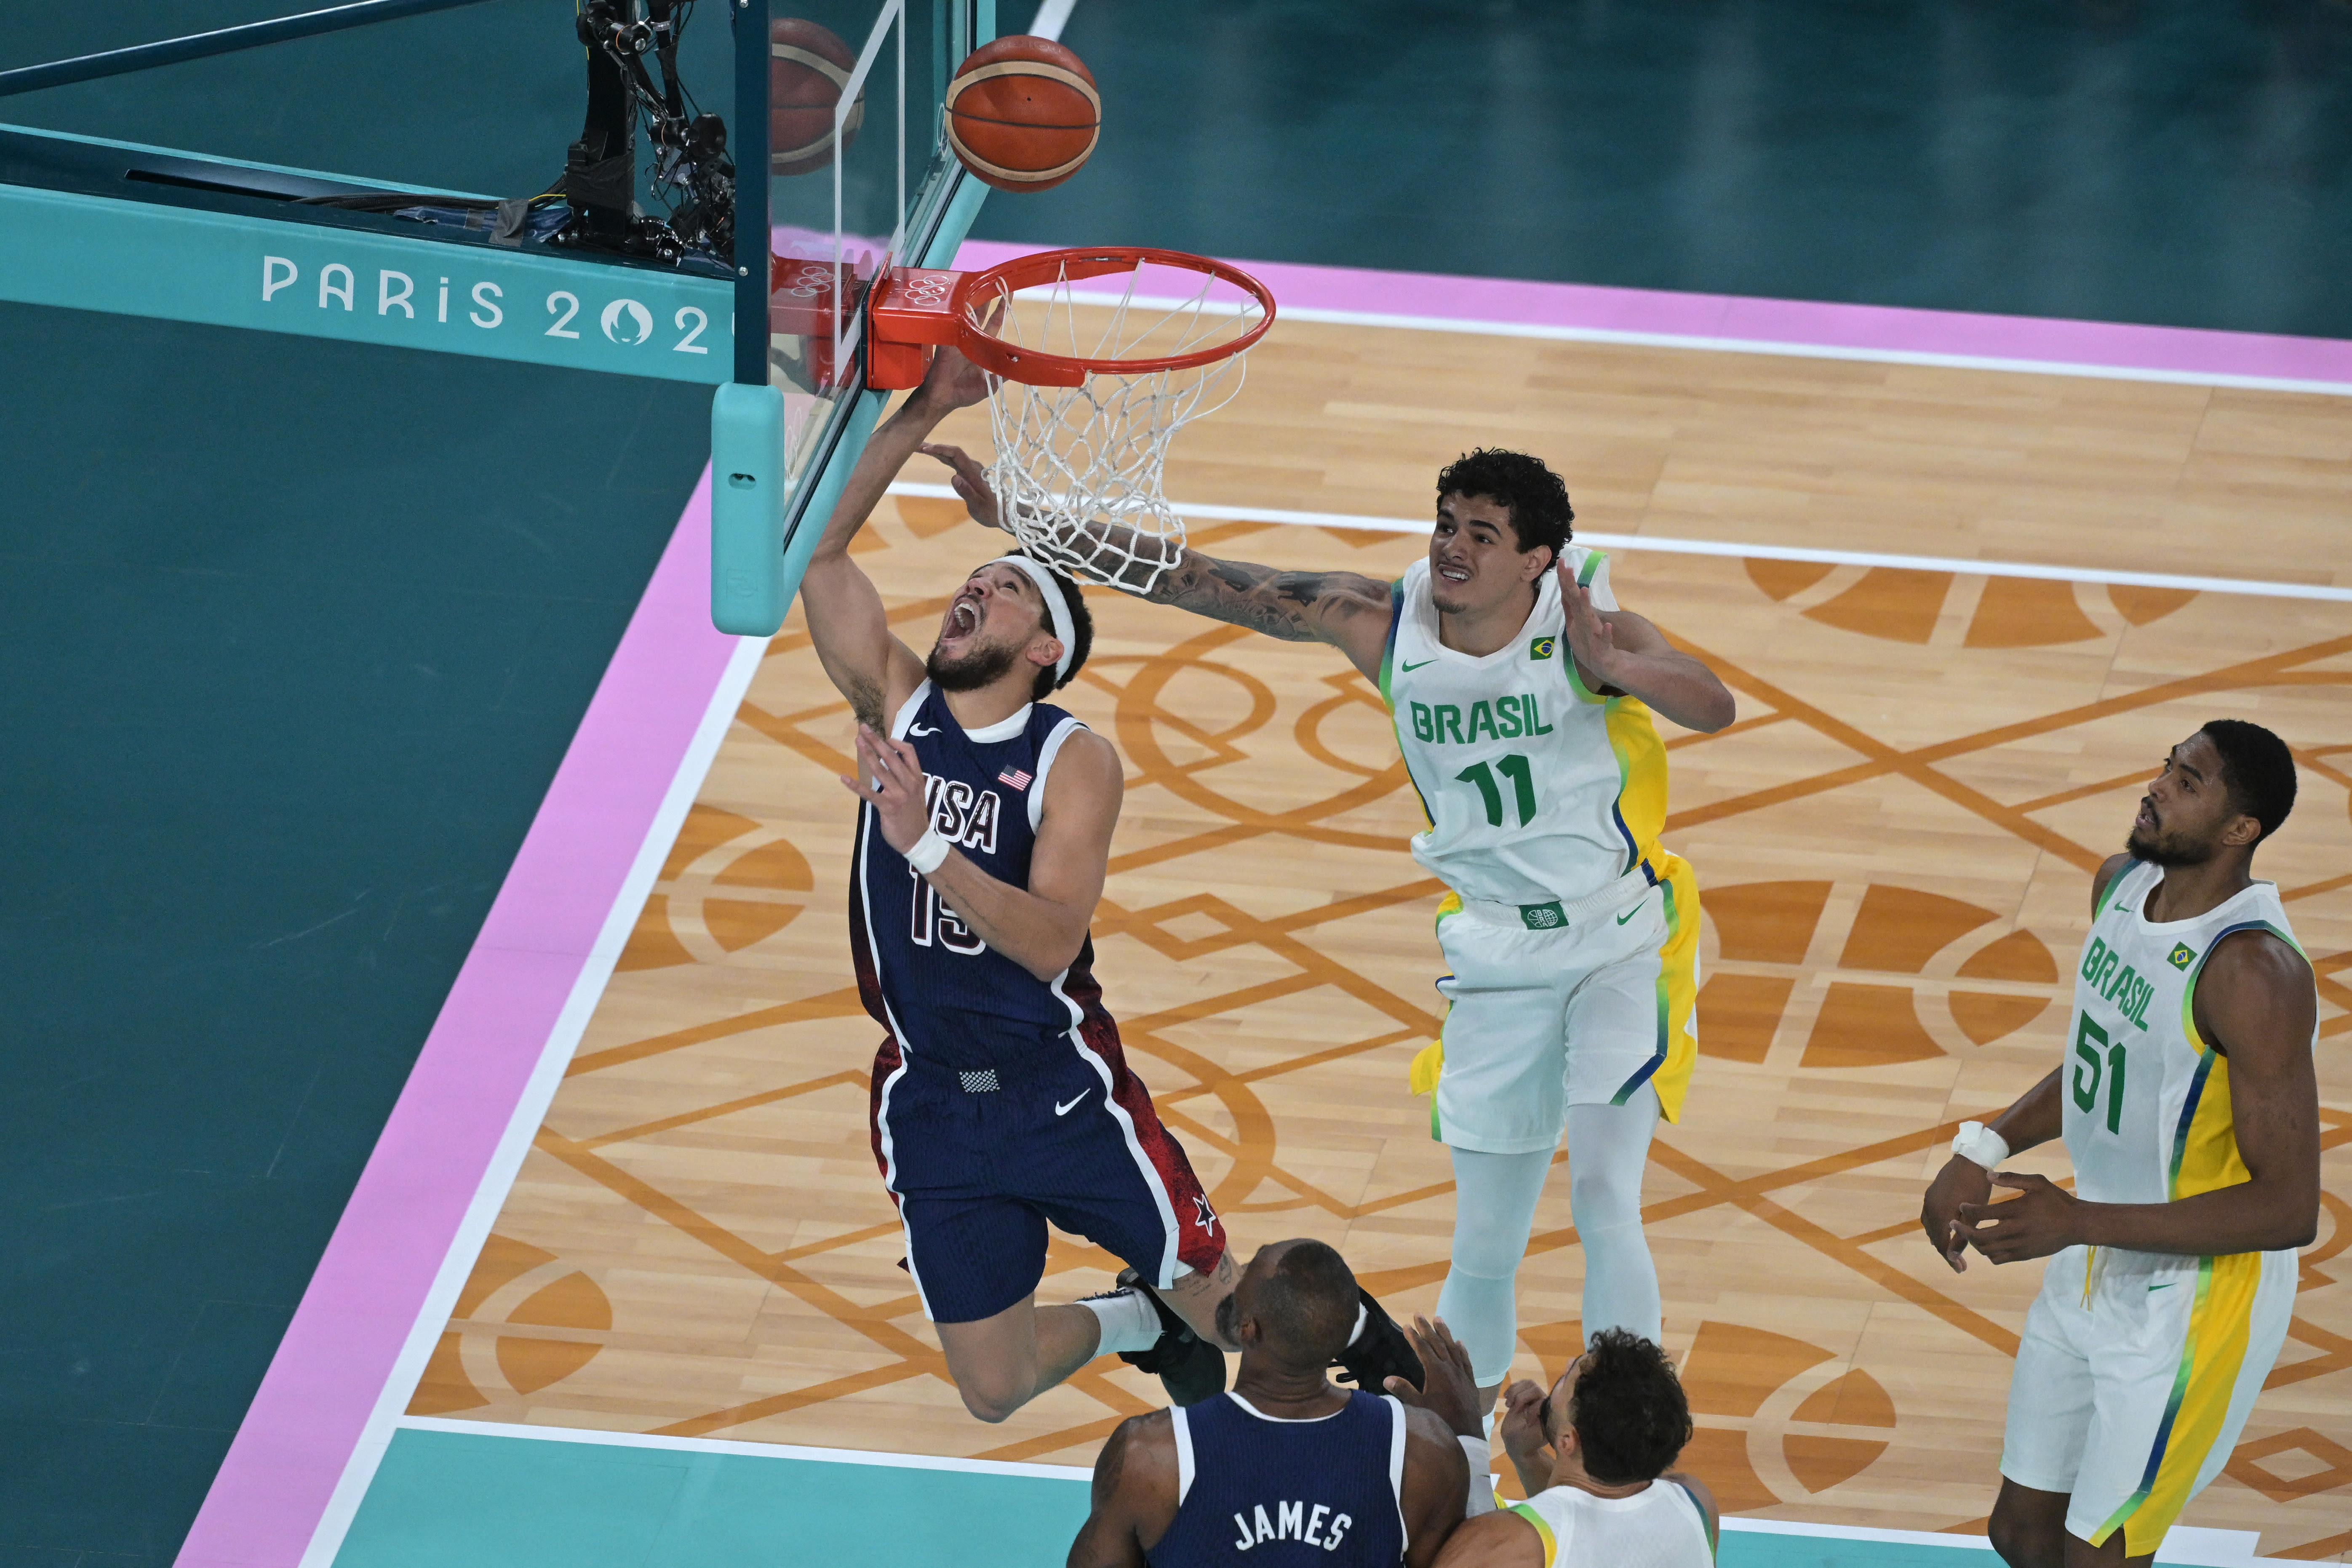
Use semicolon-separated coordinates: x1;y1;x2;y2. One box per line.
868;1020;1228;1324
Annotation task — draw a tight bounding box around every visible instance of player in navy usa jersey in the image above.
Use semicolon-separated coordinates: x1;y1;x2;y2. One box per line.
798;347;1423;1425
1070;1240;1478;1568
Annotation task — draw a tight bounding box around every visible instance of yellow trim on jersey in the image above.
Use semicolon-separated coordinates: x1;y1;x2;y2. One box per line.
2171;1055;2251;1199
1507;1503;1559;1568
1604;698;1671;875
1562;648;1671;878
2093;1250;2262;1555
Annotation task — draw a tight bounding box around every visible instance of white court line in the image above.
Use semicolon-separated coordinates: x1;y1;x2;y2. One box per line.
298;631;771;1568
1012;288;2352;398
399;1416;1092;1482
387;1419;2276;1565
884;482;2352;604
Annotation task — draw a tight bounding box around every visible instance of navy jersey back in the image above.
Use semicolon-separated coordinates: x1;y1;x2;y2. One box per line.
1150;1392;1407;1567
851;683;1108;1072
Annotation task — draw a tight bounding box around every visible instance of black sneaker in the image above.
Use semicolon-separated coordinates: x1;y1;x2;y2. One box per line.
1332;1287;1425;1392
1108;1268;1226;1406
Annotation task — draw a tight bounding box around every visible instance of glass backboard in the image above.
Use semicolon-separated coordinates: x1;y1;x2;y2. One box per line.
740;0;987;543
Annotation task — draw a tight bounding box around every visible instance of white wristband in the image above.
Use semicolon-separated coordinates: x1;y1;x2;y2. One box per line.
905;827;950;875
1952;1121;2009;1173
1459;1434;1497;1517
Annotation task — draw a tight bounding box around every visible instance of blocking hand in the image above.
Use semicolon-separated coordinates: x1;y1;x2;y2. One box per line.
919;442;1006;531
1385;1315;1485;1439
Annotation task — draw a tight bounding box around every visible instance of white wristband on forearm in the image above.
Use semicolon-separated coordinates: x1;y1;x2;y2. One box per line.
905;827;950;875
1459;1435;1496;1517
1952;1121;2009;1173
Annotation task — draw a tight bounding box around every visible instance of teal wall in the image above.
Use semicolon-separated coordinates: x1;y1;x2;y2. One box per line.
0;5;725;1561
975;0;2352;339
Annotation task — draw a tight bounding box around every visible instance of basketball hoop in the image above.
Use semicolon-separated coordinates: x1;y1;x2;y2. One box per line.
868;247;1275;593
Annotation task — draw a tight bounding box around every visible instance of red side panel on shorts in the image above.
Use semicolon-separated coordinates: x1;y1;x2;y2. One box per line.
1073;1008;1228;1274
868;1033;905;1193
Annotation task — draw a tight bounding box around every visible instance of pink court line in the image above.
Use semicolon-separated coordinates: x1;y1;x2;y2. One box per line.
174;471;743;1568
950;239;2352;388
178;260;2349;1568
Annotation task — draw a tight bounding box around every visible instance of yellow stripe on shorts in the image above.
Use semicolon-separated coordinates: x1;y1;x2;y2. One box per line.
2091;1249;2261;1556
1648;853;1701;1123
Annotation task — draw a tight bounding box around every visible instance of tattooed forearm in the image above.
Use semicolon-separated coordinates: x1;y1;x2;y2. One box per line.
1149;553;1388;642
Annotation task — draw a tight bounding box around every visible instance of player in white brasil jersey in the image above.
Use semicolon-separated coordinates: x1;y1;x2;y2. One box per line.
927;444;1735;1416
1438;1327;1717;1568
1921;720;2318;1568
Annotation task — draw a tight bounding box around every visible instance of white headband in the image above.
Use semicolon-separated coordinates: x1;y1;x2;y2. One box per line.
992;554;1075;681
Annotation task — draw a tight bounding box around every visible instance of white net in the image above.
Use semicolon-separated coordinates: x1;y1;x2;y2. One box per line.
972;257;1264;595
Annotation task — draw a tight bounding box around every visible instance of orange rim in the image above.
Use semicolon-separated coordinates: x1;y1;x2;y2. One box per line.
951;246;1276;385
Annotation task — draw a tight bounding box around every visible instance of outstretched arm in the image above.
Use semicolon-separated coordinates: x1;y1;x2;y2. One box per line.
1558;564;1735;733
922;441;1396;680
1067;1414;1177;1568
801;349;991;727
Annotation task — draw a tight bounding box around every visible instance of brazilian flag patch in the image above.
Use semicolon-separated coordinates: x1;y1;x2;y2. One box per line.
2168;942;2197;971
1530;635;1556;660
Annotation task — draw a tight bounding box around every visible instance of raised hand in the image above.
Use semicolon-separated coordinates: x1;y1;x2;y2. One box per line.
913;340;993;413
1556;562;1621;688
1386;1315;1485;1439
837;725;933;855
918;442;1005;531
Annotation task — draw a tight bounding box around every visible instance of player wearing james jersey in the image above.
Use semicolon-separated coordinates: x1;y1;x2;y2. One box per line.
1921;721;2318;1568
1070;1240;1478;1568
925;443;1735;1418
801;347;1423;1426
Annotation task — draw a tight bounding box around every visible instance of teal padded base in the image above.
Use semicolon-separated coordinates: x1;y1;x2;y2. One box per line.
336;1429;1091;1568
338;1426;2269;1568
336;1426;2036;1568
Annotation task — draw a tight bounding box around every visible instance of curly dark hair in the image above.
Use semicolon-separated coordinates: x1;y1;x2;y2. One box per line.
1435;448;1575;566
1561;1328;1692;1486
1031;560;1095;701
2199;719;2297;844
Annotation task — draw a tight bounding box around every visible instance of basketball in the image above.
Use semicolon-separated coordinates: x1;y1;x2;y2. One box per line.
768;17;864;176
944;35;1100;192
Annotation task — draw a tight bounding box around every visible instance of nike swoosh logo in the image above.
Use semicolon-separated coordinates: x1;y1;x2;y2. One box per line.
2148;1282;2177;1292
1401;659;1436;672
1616;907;1641;925
1054;1091;1091;1117
909;723;940;736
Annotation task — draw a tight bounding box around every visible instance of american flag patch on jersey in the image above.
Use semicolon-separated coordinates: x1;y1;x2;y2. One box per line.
998;768;1032;789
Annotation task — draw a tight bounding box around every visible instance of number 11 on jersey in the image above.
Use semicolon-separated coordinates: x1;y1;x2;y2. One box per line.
1456;753;1538;828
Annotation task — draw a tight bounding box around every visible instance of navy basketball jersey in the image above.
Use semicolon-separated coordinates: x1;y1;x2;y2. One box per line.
1148;1392;1408;1567
851;681;1107;1072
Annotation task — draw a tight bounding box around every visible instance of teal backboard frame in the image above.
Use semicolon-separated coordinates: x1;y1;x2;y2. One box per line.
0;0;996;637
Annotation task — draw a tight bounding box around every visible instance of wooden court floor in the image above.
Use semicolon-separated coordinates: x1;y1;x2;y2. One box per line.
409;323;2352;1555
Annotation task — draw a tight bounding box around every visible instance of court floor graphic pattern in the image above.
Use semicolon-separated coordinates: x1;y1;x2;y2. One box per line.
398;494;2352;1554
